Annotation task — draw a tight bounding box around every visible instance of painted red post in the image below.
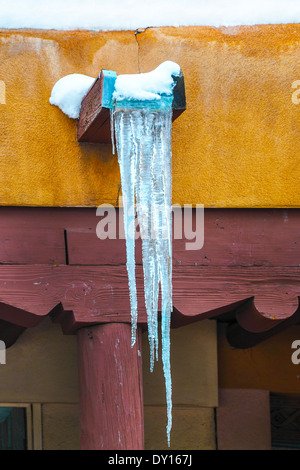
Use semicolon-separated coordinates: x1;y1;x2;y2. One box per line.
77;323;144;450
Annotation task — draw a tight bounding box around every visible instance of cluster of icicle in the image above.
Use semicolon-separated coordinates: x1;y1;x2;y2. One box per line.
110;98;173;446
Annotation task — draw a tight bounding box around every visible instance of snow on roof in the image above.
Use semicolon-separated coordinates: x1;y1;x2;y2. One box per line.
0;0;300;31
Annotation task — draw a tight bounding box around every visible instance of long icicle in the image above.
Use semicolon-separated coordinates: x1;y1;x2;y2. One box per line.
114;110;138;346
112;100;173;445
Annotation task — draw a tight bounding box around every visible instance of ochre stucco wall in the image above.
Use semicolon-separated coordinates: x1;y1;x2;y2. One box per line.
218;324;300;393
0;25;300;207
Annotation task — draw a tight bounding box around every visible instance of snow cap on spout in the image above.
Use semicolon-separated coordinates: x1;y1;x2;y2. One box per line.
77;61;186;143
112;61;182;101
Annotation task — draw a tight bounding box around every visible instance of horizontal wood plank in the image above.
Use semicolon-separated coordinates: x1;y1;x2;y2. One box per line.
0;229;66;264
66;208;300;267
67;229;141;266
0;265;297;332
0;208;298;267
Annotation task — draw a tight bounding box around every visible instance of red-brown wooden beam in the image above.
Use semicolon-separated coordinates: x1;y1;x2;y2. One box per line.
0;207;298;349
0;265;298;328
0;206;298;451
77;323;144;450
0;265;298;350
0;207;299;267
225;297;300;349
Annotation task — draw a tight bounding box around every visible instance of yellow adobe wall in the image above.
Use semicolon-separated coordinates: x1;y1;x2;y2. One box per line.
0;25;299;207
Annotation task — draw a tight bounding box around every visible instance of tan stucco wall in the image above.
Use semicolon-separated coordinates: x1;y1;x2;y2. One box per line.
0;318;79;403
0;318;80;449
144;320;218;449
0;24;300;207
42;404;80;450
0;318;218;449
217;389;271;450
145;406;216;450
218;323;300;393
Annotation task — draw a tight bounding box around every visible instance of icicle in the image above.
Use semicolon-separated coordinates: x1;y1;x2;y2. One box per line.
112;97;173;445
114;110;139;346
110;106;116;155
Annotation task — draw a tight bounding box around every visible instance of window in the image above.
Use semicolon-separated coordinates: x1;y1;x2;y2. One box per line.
270;394;300;449
0;404;42;450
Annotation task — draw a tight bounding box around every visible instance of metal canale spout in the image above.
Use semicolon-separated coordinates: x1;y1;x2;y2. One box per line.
76;65;186;144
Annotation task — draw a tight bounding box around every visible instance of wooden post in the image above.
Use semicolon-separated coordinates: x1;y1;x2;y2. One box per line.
77;323;144;450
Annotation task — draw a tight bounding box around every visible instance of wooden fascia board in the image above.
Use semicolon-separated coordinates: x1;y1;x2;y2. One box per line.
0;207;298;348
0;265;298;346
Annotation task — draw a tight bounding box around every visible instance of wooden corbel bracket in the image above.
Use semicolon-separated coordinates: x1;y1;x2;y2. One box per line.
0;265;299;350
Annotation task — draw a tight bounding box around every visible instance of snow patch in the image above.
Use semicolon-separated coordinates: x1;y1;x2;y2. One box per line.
49;61;180;118
113;61;181;101
0;0;300;30
49;73;94;119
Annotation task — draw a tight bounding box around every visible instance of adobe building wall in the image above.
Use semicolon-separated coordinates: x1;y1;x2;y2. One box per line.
218;323;300;393
0;25;299;207
0;24;299;450
0;318;217;449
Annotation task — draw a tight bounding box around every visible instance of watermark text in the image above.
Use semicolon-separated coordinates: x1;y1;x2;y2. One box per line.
0;340;6;364
96;204;204;251
291;340;300;365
